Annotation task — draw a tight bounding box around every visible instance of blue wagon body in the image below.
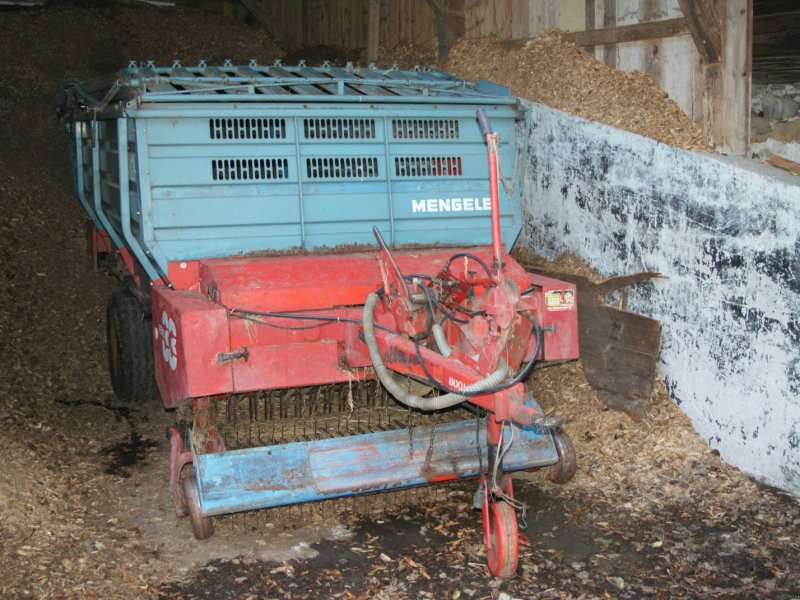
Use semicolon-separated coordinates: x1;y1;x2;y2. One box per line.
64;62;523;282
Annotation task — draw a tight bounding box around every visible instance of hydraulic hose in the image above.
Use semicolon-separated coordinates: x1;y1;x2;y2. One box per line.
362;293;508;411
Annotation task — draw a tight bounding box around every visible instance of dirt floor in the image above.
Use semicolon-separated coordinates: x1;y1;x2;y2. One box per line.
0;2;798;599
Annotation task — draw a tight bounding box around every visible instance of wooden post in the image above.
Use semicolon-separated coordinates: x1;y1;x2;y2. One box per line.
367;0;381;63
696;0;752;155
585;0;596;55
603;0;616;68
424;0;465;62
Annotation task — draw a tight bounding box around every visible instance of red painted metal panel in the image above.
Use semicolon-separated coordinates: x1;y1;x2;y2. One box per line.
196;247;532;313
152;287;233;407
148;251;576;404
231;341;363;392
529;273;579;361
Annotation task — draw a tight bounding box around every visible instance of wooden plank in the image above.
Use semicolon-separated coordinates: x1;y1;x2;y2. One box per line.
511;0;530;39
752;13;800;82
241;0;297;49
677;0;721;63
765;154;800;176
558;0;584;32
525;268;662;421
584;0;595;54
563;16;689;47
602;0;615;67
642;0;663;83
753;0;798;16
367;0;381;63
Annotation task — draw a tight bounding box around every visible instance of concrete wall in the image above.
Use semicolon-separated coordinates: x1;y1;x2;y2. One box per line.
520;100;800;496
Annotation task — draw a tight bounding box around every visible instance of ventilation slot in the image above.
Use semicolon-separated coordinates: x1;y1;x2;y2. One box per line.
211;158;289;181
209;118;286;140
394;156;462;177
392;119;460;140
306;157;379;179
303;118;376;140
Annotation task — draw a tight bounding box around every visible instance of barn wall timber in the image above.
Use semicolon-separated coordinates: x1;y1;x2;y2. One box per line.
520;100;800;496
595;0;697;126
289;0;590;49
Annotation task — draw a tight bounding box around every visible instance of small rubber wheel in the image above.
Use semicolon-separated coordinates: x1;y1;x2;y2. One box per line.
106;288;158;403
547;429;577;484
485;502;519;578
181;476;214;540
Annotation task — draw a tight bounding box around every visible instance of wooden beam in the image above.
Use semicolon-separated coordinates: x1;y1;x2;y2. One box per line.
563;17;689;47
602;0;615;68
699;0;752;156
677;0;721;63
584;0;596;55
240;0;296;49
424;0;464;62
366;0;380;63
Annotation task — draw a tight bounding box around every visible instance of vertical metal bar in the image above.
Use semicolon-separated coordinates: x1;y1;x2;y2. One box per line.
91;121;125;248
381;117;395;245
116;118;161;282
292;116;306;248
134;118;168;272
72;125;102;229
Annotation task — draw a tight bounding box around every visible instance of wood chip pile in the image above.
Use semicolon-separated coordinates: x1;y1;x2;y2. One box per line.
446;31;709;151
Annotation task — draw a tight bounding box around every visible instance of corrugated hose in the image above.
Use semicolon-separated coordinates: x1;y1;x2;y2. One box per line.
362;293;508;411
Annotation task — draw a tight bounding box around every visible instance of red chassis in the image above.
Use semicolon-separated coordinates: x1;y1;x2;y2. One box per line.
149;248;577;409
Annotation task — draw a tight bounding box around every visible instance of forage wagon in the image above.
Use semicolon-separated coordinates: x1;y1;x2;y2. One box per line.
58;60;578;577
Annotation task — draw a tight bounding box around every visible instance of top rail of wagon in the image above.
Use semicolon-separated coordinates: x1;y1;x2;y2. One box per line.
59;63;516;115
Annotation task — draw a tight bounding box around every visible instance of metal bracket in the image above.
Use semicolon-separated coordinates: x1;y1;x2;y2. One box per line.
217;347;249;364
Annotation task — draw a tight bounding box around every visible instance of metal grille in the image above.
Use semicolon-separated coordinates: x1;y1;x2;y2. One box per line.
392;118;460;140
394;156;463;177
211;158;289;181
306;156;379;179
209;118;286;140
303;118;376;140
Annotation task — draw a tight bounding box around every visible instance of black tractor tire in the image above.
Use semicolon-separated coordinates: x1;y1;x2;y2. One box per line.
106;288;159;403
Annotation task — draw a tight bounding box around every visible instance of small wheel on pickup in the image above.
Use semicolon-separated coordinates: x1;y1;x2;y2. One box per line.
547;429;577;484
485;501;519;578
107;288;158;403
181;476;214;540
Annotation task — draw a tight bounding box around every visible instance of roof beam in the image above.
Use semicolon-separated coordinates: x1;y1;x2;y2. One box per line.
678;0;722;63
562;17;689;47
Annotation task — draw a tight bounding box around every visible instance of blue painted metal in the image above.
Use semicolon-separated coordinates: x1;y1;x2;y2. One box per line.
68;124;103;231
116;118;161;281
193;418;558;517
60;64;524;275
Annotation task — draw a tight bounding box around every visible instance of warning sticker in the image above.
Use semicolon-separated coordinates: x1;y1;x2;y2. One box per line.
545;289;575;312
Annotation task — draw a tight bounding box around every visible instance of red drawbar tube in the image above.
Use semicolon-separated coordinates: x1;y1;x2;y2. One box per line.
485;133;503;276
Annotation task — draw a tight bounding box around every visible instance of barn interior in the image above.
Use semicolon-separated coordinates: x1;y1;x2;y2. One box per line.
0;0;798;598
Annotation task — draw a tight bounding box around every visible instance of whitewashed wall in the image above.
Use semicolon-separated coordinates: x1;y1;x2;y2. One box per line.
520;100;800;497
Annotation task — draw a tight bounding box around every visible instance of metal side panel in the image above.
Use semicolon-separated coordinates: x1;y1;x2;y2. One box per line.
193;419;558;517
134;103;522;268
